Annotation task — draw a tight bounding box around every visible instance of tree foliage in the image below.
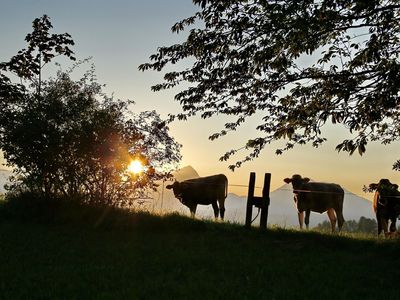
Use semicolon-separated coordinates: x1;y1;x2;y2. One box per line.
0;16;181;206
315;217;378;234
140;0;400;170
0;15;75;95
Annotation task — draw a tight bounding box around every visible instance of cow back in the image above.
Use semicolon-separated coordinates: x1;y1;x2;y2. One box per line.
296;182;344;213
180;174;228;205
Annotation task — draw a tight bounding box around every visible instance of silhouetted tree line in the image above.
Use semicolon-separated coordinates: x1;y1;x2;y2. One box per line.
0;16;181;207
314;217;378;234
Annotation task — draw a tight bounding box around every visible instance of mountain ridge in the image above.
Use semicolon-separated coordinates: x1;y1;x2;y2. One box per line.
172;165;199;182
0;166;376;227
156;167;376;228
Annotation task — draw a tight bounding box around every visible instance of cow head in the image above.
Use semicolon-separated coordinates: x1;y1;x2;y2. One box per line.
370;179;399;208
369;179;398;192
283;174;310;191
166;181;183;200
369;179;399;203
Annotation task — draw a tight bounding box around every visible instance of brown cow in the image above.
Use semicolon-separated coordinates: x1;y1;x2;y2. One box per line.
166;174;228;219
284;174;345;232
369;179;400;236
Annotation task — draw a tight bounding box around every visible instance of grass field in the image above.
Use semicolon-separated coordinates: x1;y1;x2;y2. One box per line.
0;200;399;300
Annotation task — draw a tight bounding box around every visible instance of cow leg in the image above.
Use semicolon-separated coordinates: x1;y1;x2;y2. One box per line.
381;218;389;236
211;201;219;219
218;199;225;220
327;208;337;233
298;211;304;229
389;217;397;232
335;209;345;231
376;211;383;235
305;210;310;230
377;219;382;235
189;204;197;218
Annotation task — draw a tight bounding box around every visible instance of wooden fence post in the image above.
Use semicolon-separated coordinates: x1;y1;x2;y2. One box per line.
245;172;256;228
259;173;271;230
245;172;271;230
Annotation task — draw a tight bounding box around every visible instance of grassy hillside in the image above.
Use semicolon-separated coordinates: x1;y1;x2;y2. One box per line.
0;200;399;300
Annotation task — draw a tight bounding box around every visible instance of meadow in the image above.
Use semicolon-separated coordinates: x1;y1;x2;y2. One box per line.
0;199;399;300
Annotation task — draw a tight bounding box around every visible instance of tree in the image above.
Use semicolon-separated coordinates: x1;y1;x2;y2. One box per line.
140;0;400;170
0;15;75;96
357;216;378;233
0;16;181;206
341;219;359;232
314;217;377;234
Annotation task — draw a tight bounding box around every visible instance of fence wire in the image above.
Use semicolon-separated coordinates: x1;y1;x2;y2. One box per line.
162;180;378;199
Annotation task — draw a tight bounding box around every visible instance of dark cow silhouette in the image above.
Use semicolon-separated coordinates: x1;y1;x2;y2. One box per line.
166;174;228;219
369;179;400;236
284;174;345;232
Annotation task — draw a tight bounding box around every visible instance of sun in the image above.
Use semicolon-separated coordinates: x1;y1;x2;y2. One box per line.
127;160;145;174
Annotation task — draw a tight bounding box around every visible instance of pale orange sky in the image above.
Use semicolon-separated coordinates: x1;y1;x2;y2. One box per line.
170;116;400;200
1;1;399;201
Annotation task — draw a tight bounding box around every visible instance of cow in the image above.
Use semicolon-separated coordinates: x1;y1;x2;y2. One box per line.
166;174;228;219
284;174;345;232
369;179;400;236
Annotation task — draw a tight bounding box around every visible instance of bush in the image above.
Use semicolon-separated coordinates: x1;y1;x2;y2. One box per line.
0;16;181;207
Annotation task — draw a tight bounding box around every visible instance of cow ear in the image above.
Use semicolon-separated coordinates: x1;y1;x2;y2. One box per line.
166;185;173;190
394;184;399;190
303;177;310;183
283;178;291;184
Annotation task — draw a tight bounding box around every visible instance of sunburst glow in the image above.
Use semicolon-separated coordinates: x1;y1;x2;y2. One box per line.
127;160;145;174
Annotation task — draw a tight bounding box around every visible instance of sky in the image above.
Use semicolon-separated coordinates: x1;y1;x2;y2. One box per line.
1;0;400;199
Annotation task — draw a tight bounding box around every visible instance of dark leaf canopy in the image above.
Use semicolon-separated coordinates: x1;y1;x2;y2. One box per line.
140;0;400;170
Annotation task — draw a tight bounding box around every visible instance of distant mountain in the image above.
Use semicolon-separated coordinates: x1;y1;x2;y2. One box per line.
247;183;374;228
152;168;376;228
221;184;374;228
0;164;376;227
0;169;11;194
172;165;200;182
